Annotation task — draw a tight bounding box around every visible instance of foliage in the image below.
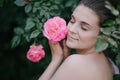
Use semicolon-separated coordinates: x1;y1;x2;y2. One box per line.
11;0;79;48
0;0;119;80
0;0;79;80
95;1;120;67
11;0;120;79
12;0;120;66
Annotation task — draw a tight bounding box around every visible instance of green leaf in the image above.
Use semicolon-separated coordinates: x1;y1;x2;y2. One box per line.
118;27;120;31
112;31;120;39
42;6;49;10
108;38;118;48
30;30;40;39
111;9;119;16
41;18;46;22
25;4;32;13
103;20;115;27
100;27;115;35
116;18;120;25
23;34;30;42
34;2;40;8
51;5;59;10
95;39;109;52
40;9;45;16
65;0;74;7
44;12;50;19
14;27;24;35
14;0;25;7
25;18;35;30
116;54;120;67
36;23;43;30
11;36;21;48
105;1;119;16
54;0;60;4
32;7;37;13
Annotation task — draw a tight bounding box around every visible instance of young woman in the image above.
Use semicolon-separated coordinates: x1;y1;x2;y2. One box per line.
39;0;119;80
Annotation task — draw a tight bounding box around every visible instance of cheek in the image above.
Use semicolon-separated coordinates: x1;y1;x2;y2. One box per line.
79;34;97;49
67;23;73;32
79;32;98;44
79;27;99;40
67;22;70;28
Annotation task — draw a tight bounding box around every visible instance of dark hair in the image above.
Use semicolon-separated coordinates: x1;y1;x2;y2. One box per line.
79;0;115;25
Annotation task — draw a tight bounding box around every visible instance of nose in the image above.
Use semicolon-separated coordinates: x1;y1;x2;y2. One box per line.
68;23;77;34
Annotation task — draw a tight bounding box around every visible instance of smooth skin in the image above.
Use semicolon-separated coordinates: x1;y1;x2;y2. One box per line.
38;5;114;80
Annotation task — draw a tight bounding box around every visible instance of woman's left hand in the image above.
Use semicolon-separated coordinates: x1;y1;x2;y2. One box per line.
62;40;70;60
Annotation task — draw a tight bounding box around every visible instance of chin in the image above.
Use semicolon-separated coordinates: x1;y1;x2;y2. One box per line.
66;40;77;49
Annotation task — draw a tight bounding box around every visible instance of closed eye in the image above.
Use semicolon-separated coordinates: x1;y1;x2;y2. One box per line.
70;19;74;23
81;27;88;31
70;15;75;23
80;22;91;31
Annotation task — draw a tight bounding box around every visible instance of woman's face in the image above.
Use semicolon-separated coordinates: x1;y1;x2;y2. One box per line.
66;5;100;52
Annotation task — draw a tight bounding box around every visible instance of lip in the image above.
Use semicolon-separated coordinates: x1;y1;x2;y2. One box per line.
67;35;78;41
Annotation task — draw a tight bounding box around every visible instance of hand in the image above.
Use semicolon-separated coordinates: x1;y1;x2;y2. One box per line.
49;41;64;60
49;40;70;61
62;40;70;60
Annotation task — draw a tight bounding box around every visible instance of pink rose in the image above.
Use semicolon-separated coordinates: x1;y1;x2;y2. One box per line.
43;16;68;44
26;45;45;62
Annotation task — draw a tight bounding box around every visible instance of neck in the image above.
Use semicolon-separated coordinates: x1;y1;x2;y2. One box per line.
76;47;97;55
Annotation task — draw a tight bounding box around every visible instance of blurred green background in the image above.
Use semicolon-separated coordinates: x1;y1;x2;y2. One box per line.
0;0;119;80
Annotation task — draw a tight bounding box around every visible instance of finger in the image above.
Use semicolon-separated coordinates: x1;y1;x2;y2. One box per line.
49;41;61;48
63;40;70;57
63;40;69;51
48;41;62;54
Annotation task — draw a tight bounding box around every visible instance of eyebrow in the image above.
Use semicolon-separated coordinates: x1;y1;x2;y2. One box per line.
81;21;93;28
71;14;94;28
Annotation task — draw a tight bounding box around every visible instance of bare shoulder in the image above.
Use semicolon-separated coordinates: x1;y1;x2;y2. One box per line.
62;54;91;67
64;54;91;63
63;54;98;71
64;54;113;79
51;54;90;80
51;54;113;80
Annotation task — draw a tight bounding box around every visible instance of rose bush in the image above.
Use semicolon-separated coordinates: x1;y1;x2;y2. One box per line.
26;45;45;62
43;16;68;44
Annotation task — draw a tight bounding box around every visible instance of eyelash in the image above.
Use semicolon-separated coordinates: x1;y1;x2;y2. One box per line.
70;18;89;31
70;19;74;23
81;24;88;31
81;26;88;31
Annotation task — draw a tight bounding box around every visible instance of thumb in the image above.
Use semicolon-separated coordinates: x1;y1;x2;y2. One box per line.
63;40;70;58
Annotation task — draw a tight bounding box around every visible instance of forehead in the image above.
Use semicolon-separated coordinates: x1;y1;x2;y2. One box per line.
72;5;99;27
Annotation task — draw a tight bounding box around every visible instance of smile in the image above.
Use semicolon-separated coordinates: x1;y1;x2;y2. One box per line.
67;35;78;41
